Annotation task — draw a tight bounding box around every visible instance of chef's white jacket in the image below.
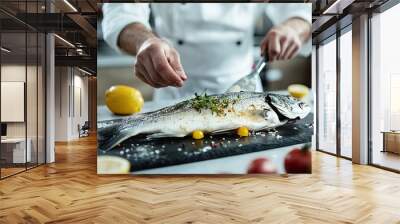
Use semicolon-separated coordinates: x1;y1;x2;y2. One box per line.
102;3;311;101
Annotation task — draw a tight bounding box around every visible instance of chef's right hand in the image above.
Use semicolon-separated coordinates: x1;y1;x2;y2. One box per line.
134;37;187;88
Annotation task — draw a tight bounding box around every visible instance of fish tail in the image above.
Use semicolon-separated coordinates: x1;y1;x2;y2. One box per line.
97;117;143;151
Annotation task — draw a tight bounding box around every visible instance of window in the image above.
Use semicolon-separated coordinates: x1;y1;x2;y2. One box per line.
317;37;337;154
370;3;400;171
0;1;47;179
339;29;352;158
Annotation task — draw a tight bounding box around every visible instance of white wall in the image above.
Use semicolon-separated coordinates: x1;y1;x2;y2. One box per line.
76;73;89;121
54;66;69;141
1;64;47;164
54;67;89;141
71;73;89;138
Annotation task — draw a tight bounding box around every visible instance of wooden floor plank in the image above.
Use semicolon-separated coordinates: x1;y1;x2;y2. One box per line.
0;135;399;223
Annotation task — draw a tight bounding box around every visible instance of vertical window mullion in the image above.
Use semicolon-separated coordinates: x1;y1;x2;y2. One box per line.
25;0;28;171
36;0;39;167
367;11;373;165
316;45;320;151
336;28;341;157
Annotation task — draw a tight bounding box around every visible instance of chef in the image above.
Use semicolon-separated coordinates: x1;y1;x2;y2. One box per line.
102;3;311;101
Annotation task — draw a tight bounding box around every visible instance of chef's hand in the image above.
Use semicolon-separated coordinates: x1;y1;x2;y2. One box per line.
260;18;311;61
135;37;187;88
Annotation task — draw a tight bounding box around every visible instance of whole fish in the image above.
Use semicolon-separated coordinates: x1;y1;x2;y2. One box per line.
98;92;310;151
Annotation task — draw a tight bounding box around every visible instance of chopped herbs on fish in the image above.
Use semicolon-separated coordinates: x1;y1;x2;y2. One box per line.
191;92;237;116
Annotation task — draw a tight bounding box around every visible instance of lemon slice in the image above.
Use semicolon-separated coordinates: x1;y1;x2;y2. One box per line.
288;84;309;99
97;156;131;174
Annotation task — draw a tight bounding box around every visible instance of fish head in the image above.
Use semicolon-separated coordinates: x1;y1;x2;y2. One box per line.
265;93;310;120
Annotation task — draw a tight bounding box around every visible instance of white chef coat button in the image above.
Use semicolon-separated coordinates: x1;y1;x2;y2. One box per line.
177;39;184;45
236;40;242;46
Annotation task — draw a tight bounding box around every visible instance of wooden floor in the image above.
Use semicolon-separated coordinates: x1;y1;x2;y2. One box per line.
0;135;400;224
1;163;44;178
1;167;26;178
373;151;400;171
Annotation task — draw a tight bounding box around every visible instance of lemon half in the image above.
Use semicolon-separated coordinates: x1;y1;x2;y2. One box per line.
97;156;131;174
288;84;309;99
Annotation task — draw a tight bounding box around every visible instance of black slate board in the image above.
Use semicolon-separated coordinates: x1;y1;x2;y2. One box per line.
98;114;313;171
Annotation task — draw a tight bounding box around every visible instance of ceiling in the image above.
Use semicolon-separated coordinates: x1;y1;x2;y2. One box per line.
0;0;97;74
312;0;393;43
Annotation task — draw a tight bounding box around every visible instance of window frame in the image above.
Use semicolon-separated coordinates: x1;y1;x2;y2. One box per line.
315;23;353;161
367;1;400;173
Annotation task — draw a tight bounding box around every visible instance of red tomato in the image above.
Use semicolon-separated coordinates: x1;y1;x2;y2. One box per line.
284;147;311;173
247;158;277;174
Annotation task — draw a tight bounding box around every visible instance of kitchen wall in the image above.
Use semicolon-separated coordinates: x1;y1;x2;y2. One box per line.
54;67;89;141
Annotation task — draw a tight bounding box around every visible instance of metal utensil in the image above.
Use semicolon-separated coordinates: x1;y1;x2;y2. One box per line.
226;55;268;93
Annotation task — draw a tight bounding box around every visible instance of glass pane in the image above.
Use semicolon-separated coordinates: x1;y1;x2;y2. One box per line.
38;32;45;165
26;0;39;169
340;30;352;158
371;4;400;171
317;37;337;154
1;30;27;177
311;46;317;150
27;31;38;169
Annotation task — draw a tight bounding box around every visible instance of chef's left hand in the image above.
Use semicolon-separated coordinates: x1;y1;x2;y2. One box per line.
260;18;311;61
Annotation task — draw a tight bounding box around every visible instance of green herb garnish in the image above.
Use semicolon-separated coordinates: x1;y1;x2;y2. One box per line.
191;93;235;116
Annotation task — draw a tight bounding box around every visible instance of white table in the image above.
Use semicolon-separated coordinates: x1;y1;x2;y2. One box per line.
1;138;31;163
98;92;312;174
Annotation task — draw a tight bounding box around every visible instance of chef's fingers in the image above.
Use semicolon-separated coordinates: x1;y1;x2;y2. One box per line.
260;36;268;56
151;50;184;87
135;63;153;87
135;62;163;88
136;52;157;87
134;63;150;85
142;55;171;87
280;41;294;60
278;36;289;60
167;50;187;81
150;54;182;87
284;40;300;60
268;34;281;61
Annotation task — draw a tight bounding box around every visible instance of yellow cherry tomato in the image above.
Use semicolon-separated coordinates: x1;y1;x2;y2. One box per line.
237;126;249;137
192;130;204;140
105;85;144;115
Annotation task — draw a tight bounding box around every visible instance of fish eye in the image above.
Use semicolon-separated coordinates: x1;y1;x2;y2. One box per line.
298;102;305;108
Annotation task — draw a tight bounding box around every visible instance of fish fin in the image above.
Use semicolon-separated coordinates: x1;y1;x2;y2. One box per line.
210;128;234;134
146;132;187;139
